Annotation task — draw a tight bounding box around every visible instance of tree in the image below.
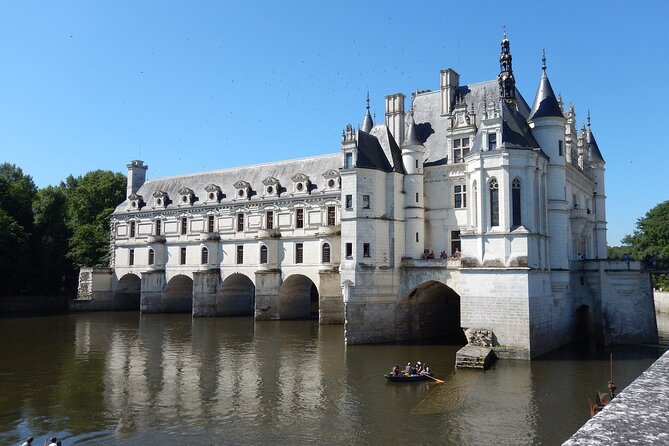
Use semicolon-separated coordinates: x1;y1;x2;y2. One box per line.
621;200;669;289
64;170;126;268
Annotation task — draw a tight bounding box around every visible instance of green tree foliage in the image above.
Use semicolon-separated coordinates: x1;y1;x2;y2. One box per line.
0;164;37;295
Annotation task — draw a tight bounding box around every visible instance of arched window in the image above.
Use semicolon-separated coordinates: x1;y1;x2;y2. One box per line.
489;178;499;227
260;245;268;264
148;248;155;265
512;178;521;227
201;247;209;265
322;243;331;263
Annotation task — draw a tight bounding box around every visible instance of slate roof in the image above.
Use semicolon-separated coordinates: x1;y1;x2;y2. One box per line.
528;69;564;120
114;153;341;214
587;129;605;163
370;126;405;174
355;129;393;172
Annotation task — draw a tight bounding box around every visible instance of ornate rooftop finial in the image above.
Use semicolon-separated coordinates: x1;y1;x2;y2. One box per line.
498;31;516;105
587;110;591;128
542;49;547;71
366;90;370;111
361;92;374;133
558;92;564;111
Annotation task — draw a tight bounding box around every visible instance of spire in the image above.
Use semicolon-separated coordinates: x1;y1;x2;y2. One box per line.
403;100;422;147
498;32;516;105
361;91;374;133
587;112;605;163
528;49;564;121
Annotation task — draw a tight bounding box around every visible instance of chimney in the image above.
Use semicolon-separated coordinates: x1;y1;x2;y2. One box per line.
440;68;459;115
126;160;148;198
385;92;406;146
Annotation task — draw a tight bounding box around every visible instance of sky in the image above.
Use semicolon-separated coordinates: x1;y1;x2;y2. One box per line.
1;0;667;245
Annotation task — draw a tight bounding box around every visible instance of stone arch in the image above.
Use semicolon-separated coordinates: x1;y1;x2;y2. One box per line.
163;274;194;313
219;273;255;316
396;280;465;344
574;304;592;340
279;274;319;320
114;273;141;310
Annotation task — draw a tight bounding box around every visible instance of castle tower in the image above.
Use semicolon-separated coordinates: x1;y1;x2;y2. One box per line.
587;114;607;259
402;107;425;259
527;50;568;268
126;160;148;199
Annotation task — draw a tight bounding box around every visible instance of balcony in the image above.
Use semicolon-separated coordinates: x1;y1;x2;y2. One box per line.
401;258;462;270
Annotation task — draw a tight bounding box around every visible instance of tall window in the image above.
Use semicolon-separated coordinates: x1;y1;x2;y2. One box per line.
345;195;352;210
416;232;419;242
260;245;268;264
453;137;470;163
266;211;274;229
207;215;215;233
148;248;155;265
296;209;304;228
345;242;352;258
416;192;419;203
363;243;371;257
129;249;134;266
237;213;244;232
322;243;331;263
295;243;304;263
155;219;161;236
327;206;336;226
451;230;461;255
344;152;353;169
454;184;467;208
362;195;370;209
489;178;499;226
512;178;521;227
558;140;563;157
201;247;209;264
236;245;244;264
181;217;188;235
130;221;136;238
488;132;497;150
180;247;187;265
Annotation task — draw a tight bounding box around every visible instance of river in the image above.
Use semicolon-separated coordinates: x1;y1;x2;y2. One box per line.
1;312;668;445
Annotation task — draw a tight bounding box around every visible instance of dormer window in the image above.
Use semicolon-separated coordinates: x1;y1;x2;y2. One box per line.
322;169;341;191
204;184;222;203
178;187;195;206
291;173;310;195
128;193;144;211
452;137;471;163
488;132;497;150
152;190;169;209
262;177;281;198
344;152;353;169
233;180;251;200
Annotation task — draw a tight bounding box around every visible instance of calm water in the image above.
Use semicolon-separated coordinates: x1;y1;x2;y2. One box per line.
1;312;667;446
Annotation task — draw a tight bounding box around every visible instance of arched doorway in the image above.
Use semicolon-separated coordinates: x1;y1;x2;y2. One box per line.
114;274;141;310
279;274;319;320
219;273;255;316
397;281;465;344
164;275;194;313
574;304;592;340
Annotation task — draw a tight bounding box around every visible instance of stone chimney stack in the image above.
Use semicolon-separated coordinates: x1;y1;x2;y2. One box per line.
385;93;405;146
440;68;459;115
126;160;148;198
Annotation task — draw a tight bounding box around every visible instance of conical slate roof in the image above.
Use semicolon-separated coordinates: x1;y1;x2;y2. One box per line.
528;69;563;121
500;101;540;149
587;129;605;163
403;113;422;147
361;109;374;133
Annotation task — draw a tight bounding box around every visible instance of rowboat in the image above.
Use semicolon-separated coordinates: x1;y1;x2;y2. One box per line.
384;373;434;382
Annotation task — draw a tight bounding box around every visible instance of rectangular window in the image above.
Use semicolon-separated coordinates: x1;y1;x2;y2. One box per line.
129;249;134;266
180;247;186;265
454;148;462;163
295;243;304;263
362;195;370;209
415;159;419;169
236;245;244;264
488;132;497;150
416;232;419;243
327;206;336;226
237;213;244;231
345;242;352;258
181;217;187;235
363;243;371;258
558;140;564;156
416;192;419;203
345;152;353;169
130;221;136;238
453;138;461;148
345;194;353;210
155;220;161;236
462;137;470;147
266;211;274;229
208;215;215;233
296;209;304;228
454;184;467;208
451;230;461;256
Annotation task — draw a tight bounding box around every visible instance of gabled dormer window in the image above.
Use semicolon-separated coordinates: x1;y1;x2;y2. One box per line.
204;184;222;203
152;190;169;209
262;176;281;198
291;173;310;195
322;169;341;190
128;193;144;211
178;187;195;206
488;132;498;151
233;180;251;200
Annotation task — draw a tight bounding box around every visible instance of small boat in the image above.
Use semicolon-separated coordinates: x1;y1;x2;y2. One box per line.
587;353;617;417
384;373;435;382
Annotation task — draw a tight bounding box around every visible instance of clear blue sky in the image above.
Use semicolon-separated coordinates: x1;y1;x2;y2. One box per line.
1;1;667;245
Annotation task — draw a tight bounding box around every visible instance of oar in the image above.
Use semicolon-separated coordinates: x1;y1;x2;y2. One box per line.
424;374;444;384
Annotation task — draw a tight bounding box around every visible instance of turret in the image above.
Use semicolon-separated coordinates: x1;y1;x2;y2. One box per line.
587;114;607;259
402;106;425;259
126;160;148;198
361;92;374;133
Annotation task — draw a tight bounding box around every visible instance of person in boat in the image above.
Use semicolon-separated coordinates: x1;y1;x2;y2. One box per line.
416;361;423;374
20;437;33;446
392;364;401;376
404;362;412;374
45;438;58;446
421;364;431;376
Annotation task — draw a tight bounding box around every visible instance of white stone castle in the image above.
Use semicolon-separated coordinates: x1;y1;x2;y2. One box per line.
77;35;658;360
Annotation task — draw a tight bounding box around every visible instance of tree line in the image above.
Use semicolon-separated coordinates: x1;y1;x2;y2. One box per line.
0;163;125;296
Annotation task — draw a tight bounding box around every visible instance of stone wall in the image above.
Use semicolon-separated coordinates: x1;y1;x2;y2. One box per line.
655;290;669;314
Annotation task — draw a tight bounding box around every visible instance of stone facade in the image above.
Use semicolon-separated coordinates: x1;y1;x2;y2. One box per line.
75;35;658;360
